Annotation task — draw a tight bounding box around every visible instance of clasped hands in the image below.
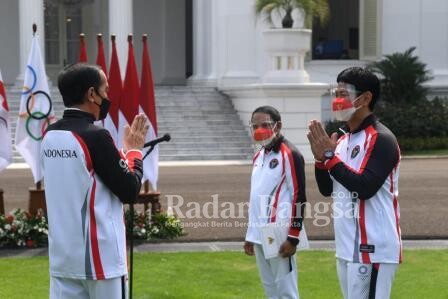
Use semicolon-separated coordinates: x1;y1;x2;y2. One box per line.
306;120;338;162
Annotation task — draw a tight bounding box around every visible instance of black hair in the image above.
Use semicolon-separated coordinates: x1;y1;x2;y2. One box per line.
251;106;281;122
337;67;380;111
57;63;102;107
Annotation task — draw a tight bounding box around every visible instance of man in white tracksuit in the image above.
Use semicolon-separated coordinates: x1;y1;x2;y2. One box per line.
42;63;148;298
244;106;306;299
308;67;402;299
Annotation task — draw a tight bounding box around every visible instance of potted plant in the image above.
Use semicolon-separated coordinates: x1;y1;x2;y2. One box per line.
255;0;329;83
255;0;329;29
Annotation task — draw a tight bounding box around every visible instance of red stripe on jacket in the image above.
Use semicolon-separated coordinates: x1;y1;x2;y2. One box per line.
89;178;105;279
72;133;93;172
358;199;371;263
359;126;378;172
270;153;286;223
390;173;403;263
281;143;301;238
72;132;105;279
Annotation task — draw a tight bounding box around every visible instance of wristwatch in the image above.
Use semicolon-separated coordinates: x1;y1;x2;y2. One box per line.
324;149;335;161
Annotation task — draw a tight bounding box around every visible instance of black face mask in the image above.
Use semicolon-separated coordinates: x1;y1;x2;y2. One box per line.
94;95;111;121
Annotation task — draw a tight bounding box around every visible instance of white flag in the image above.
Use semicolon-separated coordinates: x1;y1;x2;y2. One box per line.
15;34;54;183
0;69;12;172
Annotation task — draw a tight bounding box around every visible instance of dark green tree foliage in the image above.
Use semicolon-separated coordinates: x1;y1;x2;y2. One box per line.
367;47;432;105
325;48;448;152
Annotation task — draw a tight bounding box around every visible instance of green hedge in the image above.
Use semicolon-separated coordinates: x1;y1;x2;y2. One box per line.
324;98;448;153
375;98;448;139
397;137;448;152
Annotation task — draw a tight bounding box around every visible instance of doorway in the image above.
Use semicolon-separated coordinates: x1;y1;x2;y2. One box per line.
312;0;359;60
44;0;83;81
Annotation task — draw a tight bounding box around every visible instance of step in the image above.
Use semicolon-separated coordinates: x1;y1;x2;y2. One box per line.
6;85;252;162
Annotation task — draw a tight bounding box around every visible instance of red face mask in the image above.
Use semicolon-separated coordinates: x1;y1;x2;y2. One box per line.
331;96;361;121
253;128;275;142
252;122;277;147
332;97;354;111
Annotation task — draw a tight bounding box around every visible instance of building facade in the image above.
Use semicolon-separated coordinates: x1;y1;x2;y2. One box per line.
0;0;447;92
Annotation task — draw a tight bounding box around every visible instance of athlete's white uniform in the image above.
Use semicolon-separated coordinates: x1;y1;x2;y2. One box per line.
246;137;306;299
42;109;144;299
315;115;402;299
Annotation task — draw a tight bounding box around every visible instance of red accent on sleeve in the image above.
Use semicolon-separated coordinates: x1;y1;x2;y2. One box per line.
125;150;142;172
325;155;342;170
315;161;326;170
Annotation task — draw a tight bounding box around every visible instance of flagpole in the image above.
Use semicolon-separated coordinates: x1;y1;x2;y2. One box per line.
26;23;47;216
128;34;134;299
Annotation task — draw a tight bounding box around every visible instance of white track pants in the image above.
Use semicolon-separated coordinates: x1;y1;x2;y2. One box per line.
254;244;299;299
50;275;127;299
336;258;398;299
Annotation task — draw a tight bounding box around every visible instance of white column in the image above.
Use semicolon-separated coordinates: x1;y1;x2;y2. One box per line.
16;0;45;86
109;0;133;78
188;0;217;86
215;0;260;87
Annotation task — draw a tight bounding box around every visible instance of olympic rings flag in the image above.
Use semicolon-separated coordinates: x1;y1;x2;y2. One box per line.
14;33;55;183
0;69;12;172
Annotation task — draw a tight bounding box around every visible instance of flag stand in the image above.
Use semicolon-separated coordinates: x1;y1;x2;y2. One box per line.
28;181;46;215
0;189;4;215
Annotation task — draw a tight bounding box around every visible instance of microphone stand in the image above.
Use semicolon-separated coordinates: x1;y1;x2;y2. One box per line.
129;144;156;299
142;145;155;160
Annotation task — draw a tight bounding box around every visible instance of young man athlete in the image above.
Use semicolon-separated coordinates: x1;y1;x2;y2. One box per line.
308;67;402;299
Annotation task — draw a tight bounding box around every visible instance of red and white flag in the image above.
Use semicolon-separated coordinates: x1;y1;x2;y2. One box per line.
118;35;139;150
105;35;123;146
95;34;107;73
139;35;158;189
94;33;107;128
15;33;54;183
0;69;12;172
78;33;88;63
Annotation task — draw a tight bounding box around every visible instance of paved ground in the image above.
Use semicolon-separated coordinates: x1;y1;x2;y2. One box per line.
1;158;448;241
1;240;447;258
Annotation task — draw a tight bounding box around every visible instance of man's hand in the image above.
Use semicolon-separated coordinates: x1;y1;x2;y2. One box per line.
279;240;297;258
123;113;149;152
244;241;255;256
307;120;338;161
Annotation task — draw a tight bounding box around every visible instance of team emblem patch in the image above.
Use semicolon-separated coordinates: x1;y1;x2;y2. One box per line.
351;145;360;159
358;265;368;275
269;159;279;169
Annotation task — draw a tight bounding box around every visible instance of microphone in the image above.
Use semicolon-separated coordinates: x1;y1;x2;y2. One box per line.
144;133;171;148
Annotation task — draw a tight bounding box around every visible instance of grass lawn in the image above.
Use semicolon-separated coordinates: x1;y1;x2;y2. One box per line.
0;250;447;298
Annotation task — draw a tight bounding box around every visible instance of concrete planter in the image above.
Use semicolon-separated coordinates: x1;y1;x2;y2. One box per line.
262;29;312;84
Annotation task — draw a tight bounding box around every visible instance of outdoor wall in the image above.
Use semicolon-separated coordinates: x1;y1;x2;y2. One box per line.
222;84;328;161
0;1;20;85
134;0;185;85
82;0;109;68
382;0;448;86
215;0;260;86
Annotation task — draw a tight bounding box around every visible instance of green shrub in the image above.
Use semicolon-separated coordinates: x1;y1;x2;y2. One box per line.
324;97;448;152
375;97;448;138
397;137;448;152
367;47;432;105
125;209;184;241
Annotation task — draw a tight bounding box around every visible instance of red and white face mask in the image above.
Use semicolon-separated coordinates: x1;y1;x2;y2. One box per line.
331;84;362;121
250;121;278;147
